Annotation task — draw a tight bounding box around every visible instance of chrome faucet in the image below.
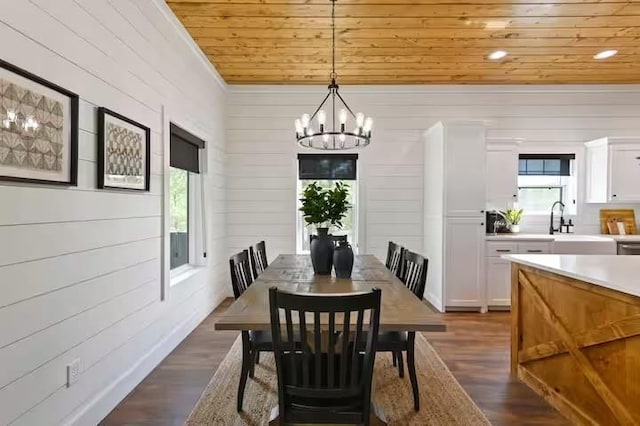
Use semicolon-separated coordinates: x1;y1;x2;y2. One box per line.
549;201;565;235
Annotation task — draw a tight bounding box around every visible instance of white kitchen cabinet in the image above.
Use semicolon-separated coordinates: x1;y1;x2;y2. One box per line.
444;123;487;217
585;137;640;203
486;257;512;308
423;121;487;312
444;217;486;310
486;143;519;205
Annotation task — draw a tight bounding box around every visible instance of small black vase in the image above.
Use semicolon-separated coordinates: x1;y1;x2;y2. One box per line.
333;240;354;279
310;228;334;275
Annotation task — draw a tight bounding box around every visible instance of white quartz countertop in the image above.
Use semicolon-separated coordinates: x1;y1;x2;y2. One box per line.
486;233;640;242
503;254;640;298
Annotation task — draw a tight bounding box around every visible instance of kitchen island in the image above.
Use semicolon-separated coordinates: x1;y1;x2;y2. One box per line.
505;255;640;425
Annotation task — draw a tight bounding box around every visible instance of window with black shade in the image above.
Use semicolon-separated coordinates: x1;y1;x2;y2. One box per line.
517;154;577;215
169;124;205;271
297;154;358;253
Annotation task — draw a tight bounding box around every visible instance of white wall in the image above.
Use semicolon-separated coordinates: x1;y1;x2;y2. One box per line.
227;85;640;261
0;1;226;425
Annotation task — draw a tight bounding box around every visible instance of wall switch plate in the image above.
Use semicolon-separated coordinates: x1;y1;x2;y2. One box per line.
66;359;80;387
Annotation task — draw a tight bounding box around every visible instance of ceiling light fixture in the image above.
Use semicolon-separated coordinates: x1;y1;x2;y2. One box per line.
294;0;372;150
594;49;618;60
488;50;508;60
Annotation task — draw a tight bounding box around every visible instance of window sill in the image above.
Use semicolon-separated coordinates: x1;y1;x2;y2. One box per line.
170;264;205;287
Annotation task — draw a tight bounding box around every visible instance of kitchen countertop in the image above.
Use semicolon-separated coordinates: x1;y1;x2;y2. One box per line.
503;254;640;298
486;233;640;242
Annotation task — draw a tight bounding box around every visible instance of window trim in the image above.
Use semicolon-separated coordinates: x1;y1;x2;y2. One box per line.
162;107;209;300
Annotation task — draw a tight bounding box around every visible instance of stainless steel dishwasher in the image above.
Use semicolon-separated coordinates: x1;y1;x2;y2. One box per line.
617;242;640;255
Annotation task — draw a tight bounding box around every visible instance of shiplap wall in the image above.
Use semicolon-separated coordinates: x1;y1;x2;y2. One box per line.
227;85;640;260
0;1;226;425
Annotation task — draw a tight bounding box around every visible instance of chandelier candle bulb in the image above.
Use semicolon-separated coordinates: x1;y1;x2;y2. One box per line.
356;112;365;127
364;117;373;133
301;113;310;128
339;109;347;125
295;119;303;135
317;110;326;125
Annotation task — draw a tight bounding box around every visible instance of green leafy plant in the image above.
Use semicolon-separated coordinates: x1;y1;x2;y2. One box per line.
299;182;351;229
500;208;524;225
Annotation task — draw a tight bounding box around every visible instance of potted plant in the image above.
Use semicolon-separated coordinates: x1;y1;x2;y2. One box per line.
299;182;351;275
501;208;524;233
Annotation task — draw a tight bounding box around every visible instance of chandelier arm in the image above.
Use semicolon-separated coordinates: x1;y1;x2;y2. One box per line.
308;90;332;122
335;90;357;118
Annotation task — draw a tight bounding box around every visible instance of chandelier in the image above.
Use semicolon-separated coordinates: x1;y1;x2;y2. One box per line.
294;0;372;150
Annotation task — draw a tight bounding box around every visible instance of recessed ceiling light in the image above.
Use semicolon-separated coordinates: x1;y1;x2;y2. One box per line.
594;49;618;60
488;50;508;60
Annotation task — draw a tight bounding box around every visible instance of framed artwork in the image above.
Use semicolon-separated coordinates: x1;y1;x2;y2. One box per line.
97;107;150;191
0;59;79;185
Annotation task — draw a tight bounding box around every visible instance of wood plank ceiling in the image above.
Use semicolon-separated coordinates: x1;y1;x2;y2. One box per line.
166;1;640;84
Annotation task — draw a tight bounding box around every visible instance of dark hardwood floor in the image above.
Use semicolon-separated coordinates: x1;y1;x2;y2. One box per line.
101;299;567;425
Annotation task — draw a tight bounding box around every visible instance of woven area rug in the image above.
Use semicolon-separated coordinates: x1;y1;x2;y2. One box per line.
187;333;490;425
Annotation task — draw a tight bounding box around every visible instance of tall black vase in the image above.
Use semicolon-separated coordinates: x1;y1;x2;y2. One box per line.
310;228;333;275
333;240;354;279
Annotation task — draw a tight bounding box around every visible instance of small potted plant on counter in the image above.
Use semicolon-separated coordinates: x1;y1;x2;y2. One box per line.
299;182;351;275
501;208;524;233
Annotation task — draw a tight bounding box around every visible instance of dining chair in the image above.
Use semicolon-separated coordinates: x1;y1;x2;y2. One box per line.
385;241;404;278
269;287;382;425
229;250;274;411
376;249;428;411
249;240;268;279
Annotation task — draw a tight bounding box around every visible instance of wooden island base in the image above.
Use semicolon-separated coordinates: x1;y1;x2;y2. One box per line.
511;264;640;425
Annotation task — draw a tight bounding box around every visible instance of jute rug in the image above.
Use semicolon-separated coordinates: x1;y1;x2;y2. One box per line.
187;333;490;425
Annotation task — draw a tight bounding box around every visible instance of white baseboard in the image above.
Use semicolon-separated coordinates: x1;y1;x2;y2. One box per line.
64;293;224;426
425;291;444;313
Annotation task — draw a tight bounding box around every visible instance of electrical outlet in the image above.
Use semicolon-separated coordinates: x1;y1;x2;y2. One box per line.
66;359;80;387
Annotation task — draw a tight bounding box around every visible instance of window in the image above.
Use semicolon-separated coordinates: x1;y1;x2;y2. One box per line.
297;154;358;254
517;154;576;215
169;123;205;272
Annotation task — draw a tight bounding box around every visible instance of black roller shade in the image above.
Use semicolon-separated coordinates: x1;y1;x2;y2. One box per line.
298;154;358;180
170;123;205;173
519;154;575;176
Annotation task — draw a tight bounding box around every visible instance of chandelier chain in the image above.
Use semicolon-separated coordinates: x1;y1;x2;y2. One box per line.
331;0;336;80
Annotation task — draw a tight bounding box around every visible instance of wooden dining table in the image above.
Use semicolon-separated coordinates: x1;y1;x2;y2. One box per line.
215;254;446;424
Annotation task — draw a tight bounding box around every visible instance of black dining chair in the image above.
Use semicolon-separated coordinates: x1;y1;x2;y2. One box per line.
376;249;428;411
249;240;268;279
385;241;404;278
269;287;382;425
229;250;274;411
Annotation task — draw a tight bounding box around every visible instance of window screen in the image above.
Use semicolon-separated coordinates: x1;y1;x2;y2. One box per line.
518;154;575;176
298;154;357;180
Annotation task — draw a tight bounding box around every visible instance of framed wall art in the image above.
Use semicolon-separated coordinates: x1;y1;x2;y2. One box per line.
0;59;79;185
97;107;150;191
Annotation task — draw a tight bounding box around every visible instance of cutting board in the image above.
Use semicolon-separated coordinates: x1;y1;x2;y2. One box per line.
600;209;637;234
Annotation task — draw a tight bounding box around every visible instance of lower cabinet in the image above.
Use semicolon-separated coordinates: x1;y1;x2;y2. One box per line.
485;240;551;310
486;257;512;308
444;217;486;311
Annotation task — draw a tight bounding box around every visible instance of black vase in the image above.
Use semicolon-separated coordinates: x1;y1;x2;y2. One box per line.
310;228;334;275
333;240;354;279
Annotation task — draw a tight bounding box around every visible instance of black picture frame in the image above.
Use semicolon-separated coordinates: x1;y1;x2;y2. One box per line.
97;107;151;192
0;58;79;186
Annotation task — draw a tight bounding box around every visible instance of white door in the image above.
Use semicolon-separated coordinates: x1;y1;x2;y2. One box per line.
486;149;518;204
444;217;485;310
445;123;487;217
610;145;640;202
486;257;511;308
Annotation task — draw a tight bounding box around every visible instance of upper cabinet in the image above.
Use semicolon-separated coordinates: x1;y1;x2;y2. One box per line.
486;142;520;206
585;137;640;203
443;122;487;216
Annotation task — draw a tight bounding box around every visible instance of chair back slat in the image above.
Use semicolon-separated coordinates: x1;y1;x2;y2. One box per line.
249;241;269;279
386;241;404;277
229;250;253;299
268;287;382;424
399;250;429;300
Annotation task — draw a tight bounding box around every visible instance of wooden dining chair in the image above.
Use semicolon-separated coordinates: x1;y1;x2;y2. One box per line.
269;287;382;425
249;240;268;279
385;241;404;278
229;250;274;411
375;249;428;411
